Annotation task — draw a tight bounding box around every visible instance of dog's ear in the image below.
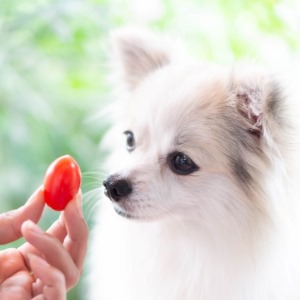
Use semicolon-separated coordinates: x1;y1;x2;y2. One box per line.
228;66;282;138
111;29;171;90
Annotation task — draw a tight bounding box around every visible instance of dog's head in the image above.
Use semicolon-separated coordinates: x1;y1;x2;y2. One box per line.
103;29;287;235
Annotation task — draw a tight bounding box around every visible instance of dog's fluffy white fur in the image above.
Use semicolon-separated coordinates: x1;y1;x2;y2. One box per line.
88;29;300;300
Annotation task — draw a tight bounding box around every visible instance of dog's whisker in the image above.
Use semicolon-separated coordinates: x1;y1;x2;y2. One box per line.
85;200;101;223
82;188;103;221
83;182;103;190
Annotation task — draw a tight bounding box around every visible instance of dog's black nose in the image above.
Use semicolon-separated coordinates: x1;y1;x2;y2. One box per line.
103;176;132;202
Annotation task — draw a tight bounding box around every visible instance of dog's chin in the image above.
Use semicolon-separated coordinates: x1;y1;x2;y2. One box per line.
113;206;162;222
113;206;140;220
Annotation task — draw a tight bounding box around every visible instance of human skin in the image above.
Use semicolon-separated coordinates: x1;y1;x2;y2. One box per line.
0;187;88;300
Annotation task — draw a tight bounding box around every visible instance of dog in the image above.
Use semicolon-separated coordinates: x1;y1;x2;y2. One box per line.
88;29;300;300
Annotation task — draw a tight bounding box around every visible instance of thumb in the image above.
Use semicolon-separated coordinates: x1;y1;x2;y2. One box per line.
0;187;45;245
29;254;66;300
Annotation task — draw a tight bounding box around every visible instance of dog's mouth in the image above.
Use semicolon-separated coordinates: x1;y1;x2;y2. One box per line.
103;188;141;220
113;205;162;222
113;206;143;220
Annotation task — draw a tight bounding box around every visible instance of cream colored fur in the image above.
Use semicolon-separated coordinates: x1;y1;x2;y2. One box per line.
88;29;300;300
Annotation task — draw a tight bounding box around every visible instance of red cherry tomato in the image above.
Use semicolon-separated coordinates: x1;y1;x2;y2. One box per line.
43;155;82;211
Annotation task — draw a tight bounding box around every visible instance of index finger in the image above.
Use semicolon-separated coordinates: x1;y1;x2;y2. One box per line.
63;192;88;270
0;187;45;245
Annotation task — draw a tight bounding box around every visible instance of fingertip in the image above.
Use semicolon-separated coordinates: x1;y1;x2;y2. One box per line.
0;187;46;244
21;219;34;232
19;187;46;228
64;190;84;220
21;219;30;234
23;187;45;221
75;189;83;207
68;190;83;208
21;220;45;241
27;186;45;205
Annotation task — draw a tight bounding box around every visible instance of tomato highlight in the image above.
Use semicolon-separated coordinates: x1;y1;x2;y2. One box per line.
43;155;82;211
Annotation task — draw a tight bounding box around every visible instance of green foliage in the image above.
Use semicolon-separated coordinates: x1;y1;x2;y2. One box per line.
0;0;299;299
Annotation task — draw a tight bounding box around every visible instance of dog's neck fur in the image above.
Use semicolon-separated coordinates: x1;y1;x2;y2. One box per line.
89;169;299;300
88;29;300;300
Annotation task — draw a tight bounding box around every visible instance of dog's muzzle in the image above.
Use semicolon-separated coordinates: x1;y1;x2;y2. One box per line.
103;175;132;202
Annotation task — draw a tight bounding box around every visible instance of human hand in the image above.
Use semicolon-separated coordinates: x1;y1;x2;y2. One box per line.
0;187;88;300
0;247;66;300
0;188;45;245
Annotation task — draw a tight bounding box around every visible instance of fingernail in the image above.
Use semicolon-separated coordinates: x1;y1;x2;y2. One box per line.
76;201;84;219
75;191;84;219
75;189;82;207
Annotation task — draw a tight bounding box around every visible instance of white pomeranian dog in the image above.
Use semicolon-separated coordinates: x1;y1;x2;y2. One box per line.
88;29;300;300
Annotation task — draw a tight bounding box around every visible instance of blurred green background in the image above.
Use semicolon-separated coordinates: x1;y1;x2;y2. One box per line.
0;0;299;299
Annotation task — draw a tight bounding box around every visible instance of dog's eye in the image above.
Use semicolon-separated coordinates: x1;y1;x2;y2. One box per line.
124;130;135;152
168;152;199;175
